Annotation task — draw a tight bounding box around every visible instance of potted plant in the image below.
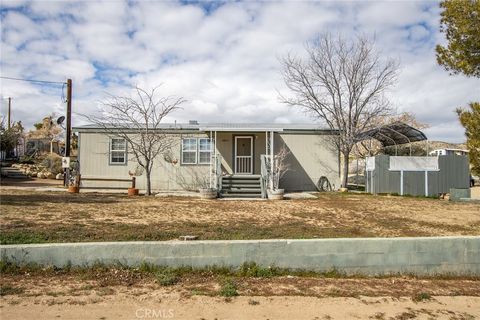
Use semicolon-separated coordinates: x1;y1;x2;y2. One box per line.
267;146;290;200
127;166;143;196
198;177;217;199
67;171;80;193
128;177;139;196
68;183;79;193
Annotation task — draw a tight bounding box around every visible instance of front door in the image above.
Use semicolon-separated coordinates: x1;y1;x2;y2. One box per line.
234;136;253;174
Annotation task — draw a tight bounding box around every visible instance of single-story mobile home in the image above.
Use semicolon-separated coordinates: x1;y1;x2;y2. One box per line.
73;123;340;197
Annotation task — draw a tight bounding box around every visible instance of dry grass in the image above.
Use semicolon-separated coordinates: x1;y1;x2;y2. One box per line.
1;263;479;300
1;189;479;244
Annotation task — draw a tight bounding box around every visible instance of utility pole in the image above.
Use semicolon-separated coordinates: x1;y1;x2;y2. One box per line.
7;97;11;129
66;79;72;157
63;79;73;188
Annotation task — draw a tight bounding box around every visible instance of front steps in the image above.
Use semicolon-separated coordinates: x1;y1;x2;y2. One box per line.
220;175;262;198
0;166;30;180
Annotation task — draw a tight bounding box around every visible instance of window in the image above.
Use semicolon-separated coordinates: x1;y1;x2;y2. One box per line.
181;138;212;164
182;138;197;164
110;138;127;164
198;138;212;164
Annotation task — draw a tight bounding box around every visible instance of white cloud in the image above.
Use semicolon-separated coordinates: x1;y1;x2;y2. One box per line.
0;0;478;143
190;99;218;115
408;24;430;41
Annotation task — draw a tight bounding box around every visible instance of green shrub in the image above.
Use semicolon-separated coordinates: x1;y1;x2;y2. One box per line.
0;285;25;296
321;268;345;278
219;279;238;297
18;155;35;164
412;292;432;302
138;262;158;273
238;262;278;278
41;153;62;174
155;271;179;286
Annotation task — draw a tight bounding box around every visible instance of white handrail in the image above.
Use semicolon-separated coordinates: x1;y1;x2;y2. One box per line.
236;156;252;174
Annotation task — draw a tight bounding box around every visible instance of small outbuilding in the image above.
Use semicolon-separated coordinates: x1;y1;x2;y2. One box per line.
365;154;470;196
359;122;470;197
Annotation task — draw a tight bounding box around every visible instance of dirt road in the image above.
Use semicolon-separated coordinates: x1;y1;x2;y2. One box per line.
1;294;479;320
2;270;479;320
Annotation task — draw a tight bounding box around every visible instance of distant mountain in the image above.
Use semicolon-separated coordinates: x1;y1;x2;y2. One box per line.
427;141;467;151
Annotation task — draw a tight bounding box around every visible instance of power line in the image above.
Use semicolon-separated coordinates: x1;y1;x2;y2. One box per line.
0;76;66;85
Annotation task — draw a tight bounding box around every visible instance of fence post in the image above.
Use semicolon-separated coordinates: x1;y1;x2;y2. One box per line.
424;171;428;197
400;170;404;196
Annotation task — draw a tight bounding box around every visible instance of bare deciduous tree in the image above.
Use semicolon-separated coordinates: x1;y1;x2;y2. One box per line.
83;86;185;195
271;145;291;191
281;33;399;188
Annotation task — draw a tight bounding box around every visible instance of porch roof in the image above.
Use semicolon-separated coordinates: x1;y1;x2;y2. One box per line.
74;122;334;133
199;123;330;132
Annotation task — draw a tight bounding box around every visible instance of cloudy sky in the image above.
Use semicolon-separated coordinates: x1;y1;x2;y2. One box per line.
0;0;478;142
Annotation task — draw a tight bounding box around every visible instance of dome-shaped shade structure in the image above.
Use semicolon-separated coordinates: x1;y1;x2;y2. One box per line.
356;122;427;147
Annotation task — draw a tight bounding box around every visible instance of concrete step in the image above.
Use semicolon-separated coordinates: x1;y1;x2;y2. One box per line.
4;170;25;175
222;175;260;180
220;174;263;199
3;176;30;180
221;184;262;188
221;193;262;198
222;181;260;185
222;178;260;183
4;172;26;176
1;167;30;179
222;188;262;193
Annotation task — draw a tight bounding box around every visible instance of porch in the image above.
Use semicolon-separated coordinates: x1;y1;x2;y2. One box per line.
202;126;281;198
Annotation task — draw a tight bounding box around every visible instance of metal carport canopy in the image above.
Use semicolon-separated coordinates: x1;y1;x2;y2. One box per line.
356;122;427;146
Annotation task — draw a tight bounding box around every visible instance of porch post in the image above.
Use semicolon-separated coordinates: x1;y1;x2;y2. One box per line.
214;130;217;189
209;130;213;189
265;131;268;157
270;130;274;189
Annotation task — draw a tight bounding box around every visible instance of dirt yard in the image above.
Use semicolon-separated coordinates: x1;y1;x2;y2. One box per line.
1;188;479;319
0;188;479;244
1;266;479;320
1;188;480;244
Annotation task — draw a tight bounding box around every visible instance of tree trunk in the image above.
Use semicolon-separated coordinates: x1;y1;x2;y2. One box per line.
342;151;350;188
145;167;151;196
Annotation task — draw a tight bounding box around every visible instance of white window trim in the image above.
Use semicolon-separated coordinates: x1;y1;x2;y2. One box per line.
109;138;127;165
198;138;212;164
181;138;198;164
181;138;212;165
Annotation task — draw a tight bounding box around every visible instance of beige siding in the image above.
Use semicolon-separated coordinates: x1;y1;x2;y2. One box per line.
278;133;340;191
78;132;210;191
78;131;340;192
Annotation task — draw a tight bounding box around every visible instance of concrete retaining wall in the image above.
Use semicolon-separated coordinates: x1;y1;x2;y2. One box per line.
1;237;479;276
